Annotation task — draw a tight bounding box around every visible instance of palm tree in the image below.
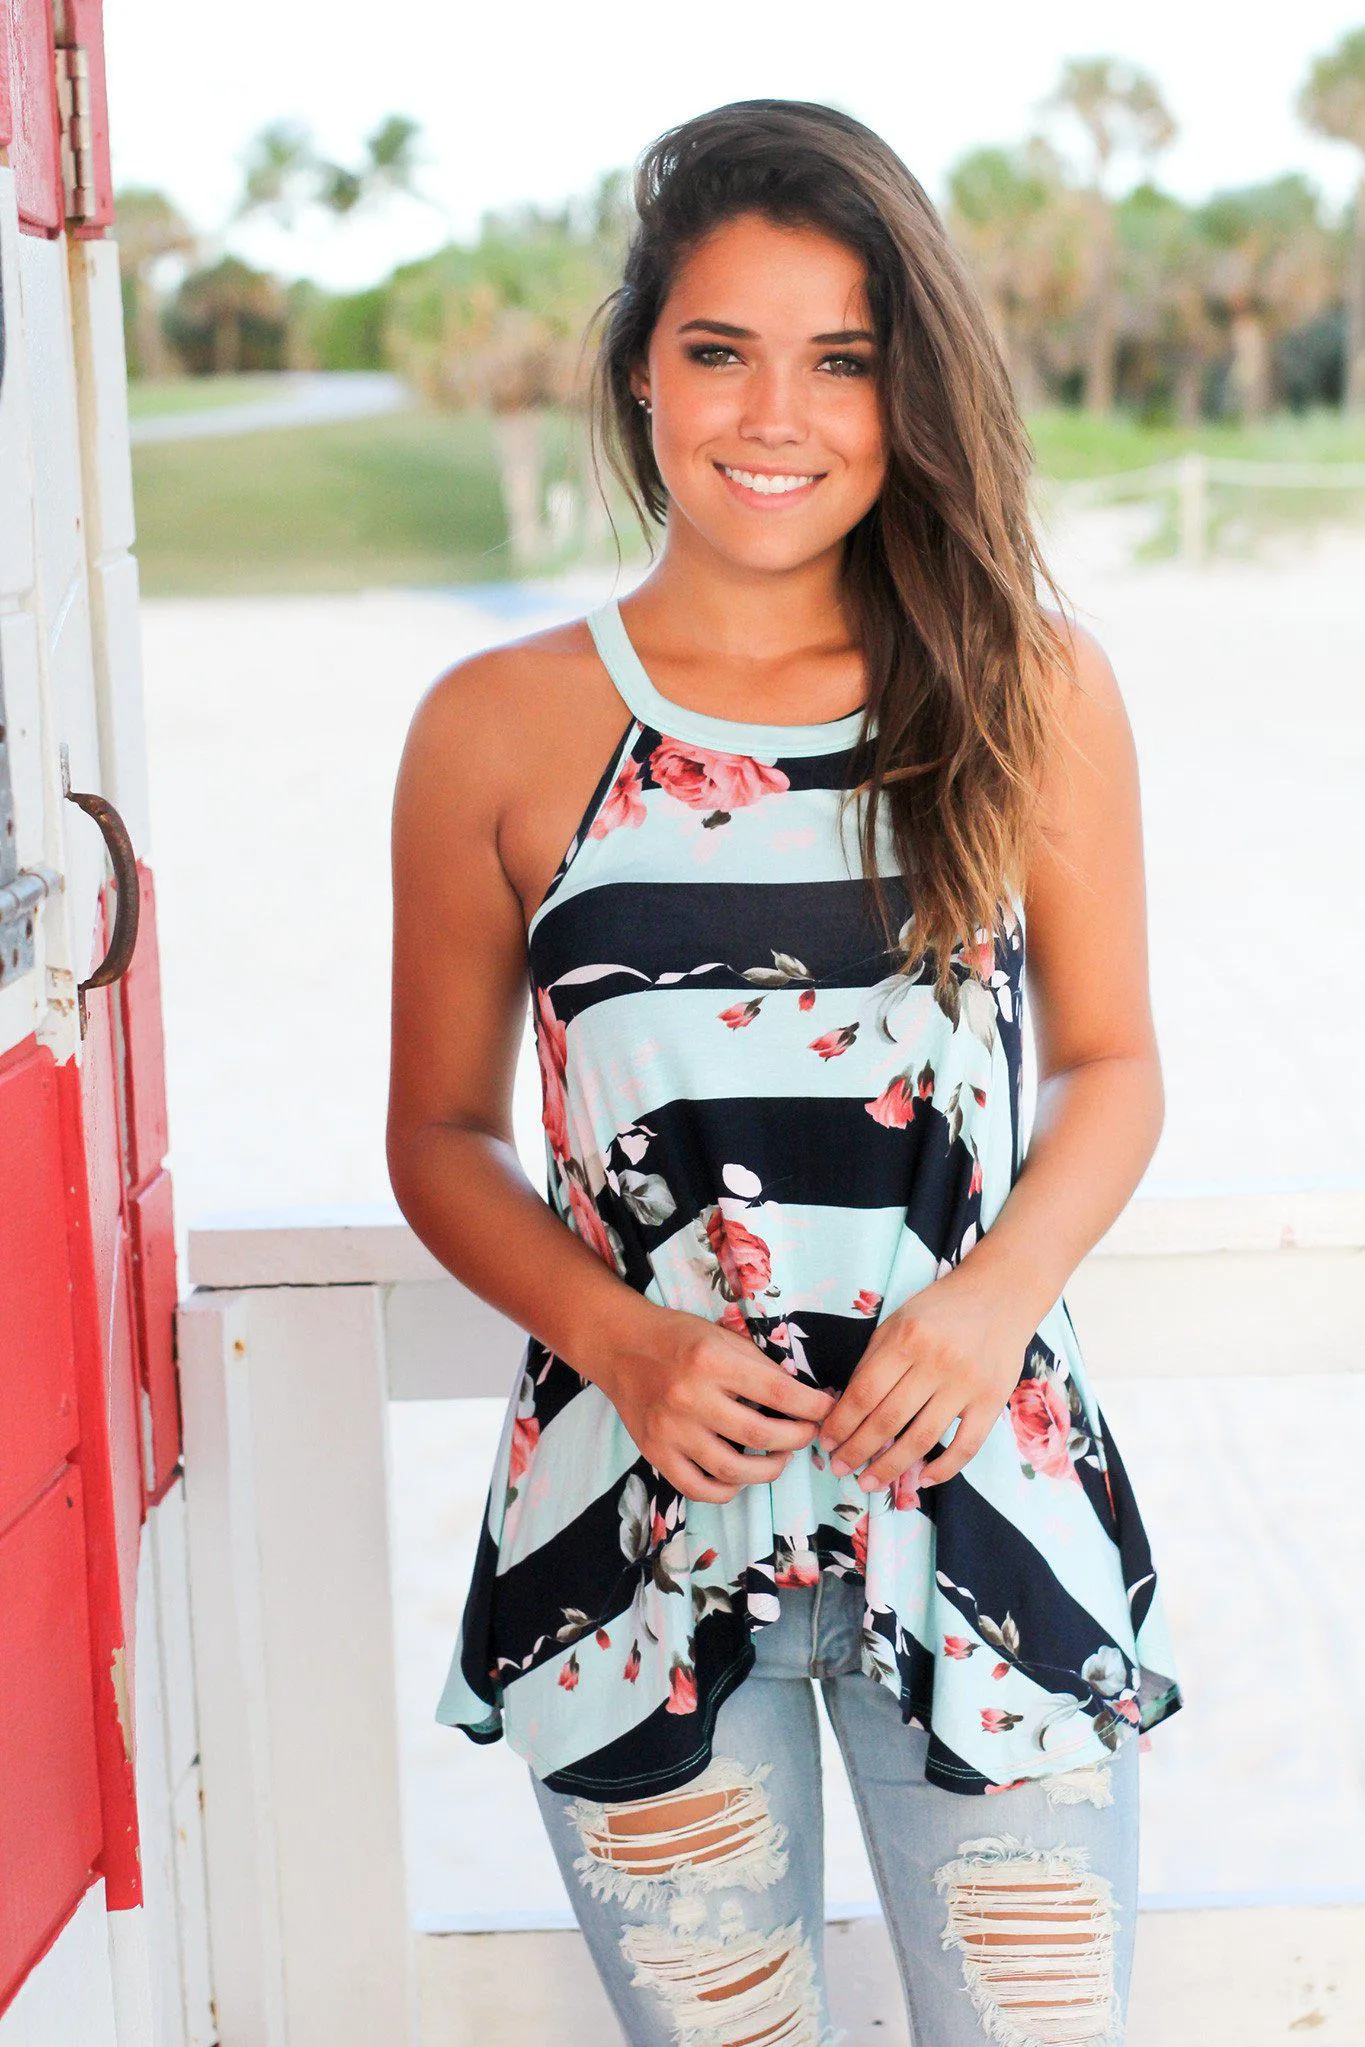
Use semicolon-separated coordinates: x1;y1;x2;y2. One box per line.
1196;177;1335;420
1042;56;1177;413
112;186;197;378
315;116;424;217
1298;28;1365;409
163;257;290;375
235;114;434;229
385;180;629;566
234;120;318;229
1114;185;1220;424
946;138;1089;410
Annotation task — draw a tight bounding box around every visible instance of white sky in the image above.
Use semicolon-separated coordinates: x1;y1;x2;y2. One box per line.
106;0;1365;292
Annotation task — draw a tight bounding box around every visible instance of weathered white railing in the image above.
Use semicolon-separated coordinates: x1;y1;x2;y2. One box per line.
175;1191;1365;2047
1043;453;1365;564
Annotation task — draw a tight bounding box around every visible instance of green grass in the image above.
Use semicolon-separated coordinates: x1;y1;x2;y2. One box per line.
128;398;1365;595
130;405;650;595
126;373;308;421
1027;405;1365;480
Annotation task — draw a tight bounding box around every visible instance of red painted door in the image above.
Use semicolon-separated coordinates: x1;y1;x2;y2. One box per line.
0;0;179;2016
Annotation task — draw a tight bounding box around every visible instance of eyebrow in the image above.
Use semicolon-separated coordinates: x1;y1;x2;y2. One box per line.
676;318;878;345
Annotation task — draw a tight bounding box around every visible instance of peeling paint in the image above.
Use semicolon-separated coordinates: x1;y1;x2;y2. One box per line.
110;1641;134;1763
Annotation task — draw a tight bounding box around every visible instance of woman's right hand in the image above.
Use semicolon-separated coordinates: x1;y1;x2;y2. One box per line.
599;1306;838;1504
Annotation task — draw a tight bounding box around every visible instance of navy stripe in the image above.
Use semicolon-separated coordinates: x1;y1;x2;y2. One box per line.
593;1092;981;1257
933;1477;1141;1719
492;1460;660;1679
539;1608;757;1798
531;874;918;1001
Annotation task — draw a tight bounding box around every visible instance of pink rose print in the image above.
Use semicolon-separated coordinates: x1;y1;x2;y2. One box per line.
1114;1695;1141;1723
852;1289;882;1316
1008;1374;1081;1483
943;1635;976;1660
991;1661;1009;1680
810;1024;858;1060
649;738;790;819
623;1641;642;1683
719;998;763;1029
775;1551;820;1588
969;1153;983;1197
891;1460;924;1511
535;987;571;1159
508;1412;540;1490
565;1171;618;1268
971;1086;987;1107
693;1547;718;1570
963;934;995;978
666;1661;699;1714
595;1628;611;1650
798;987;816;1011
588;756;646;837
851;1512;870;1574
981;1707;1023;1733
704;1206;773;1301
718;1300;749;1335
866;1075;917;1128
558;1654;581;1692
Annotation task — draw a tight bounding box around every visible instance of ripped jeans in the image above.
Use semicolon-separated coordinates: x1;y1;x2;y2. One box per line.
529;1570;1139;2047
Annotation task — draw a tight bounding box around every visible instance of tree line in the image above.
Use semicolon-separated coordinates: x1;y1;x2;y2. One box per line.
116;35;1365;424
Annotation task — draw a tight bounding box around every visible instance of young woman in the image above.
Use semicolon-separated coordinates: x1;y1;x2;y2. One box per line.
388;98;1183;2047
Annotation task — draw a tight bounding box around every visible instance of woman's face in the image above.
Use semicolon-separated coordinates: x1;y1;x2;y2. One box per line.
632;211;887;575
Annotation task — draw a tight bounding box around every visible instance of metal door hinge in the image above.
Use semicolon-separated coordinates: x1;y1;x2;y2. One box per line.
54;42;97;225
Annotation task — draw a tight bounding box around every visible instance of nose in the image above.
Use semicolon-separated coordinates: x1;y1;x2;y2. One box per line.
736;361;810;448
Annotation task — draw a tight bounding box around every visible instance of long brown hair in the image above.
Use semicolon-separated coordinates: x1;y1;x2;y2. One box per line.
586;98;1078;997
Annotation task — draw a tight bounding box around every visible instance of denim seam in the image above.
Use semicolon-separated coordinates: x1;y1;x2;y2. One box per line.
820;1675;924;2015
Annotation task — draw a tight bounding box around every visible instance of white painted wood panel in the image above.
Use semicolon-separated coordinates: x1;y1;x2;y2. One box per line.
69;240;137;561
0;173;36;607
86;552;153;859
134;1510;190;2047
169;1767;216;2047
177;1291;288;2047
0;1884;119;2047
179;1284;418;2044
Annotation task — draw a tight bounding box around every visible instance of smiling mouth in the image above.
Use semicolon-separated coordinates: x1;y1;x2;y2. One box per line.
715;462;825;499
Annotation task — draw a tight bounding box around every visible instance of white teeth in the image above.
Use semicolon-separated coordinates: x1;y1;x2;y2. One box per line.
721;466;817;495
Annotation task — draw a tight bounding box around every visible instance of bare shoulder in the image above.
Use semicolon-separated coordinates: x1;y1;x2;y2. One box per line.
402;620;592;772
396;617;617;815
393;613;635;924
1039;607;1125;715
1035;607;1137;828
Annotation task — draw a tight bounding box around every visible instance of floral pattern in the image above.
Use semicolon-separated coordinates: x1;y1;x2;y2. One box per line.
437;618;1184;1803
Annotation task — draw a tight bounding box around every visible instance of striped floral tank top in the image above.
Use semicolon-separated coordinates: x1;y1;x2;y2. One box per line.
436;594;1184;1800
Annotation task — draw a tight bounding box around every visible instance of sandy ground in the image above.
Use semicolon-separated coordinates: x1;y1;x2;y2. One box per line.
137;511;1365;1929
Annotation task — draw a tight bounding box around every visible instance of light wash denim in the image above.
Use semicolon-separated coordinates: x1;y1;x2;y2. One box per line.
530;1569;1139;2047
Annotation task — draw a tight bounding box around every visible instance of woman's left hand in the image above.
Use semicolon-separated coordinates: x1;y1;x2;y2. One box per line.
816;1265;1036;1492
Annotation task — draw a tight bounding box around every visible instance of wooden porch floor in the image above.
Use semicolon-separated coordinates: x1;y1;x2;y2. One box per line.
417;1902;1365;2045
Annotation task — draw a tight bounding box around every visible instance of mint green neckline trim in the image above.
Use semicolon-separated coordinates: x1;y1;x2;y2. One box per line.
585;598;873;758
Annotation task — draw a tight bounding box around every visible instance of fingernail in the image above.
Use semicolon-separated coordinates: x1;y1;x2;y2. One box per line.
830;1456;848;1476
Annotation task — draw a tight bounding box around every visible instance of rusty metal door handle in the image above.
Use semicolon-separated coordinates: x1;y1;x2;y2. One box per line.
65;785;140;995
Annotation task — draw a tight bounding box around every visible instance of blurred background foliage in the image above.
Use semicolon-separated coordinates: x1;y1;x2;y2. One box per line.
116;37;1365;590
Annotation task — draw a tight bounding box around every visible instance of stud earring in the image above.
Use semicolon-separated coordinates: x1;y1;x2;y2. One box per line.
637;396;652;414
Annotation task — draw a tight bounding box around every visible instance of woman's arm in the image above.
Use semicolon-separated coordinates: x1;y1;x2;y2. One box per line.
386;645;833;1504
815;621;1163;1488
